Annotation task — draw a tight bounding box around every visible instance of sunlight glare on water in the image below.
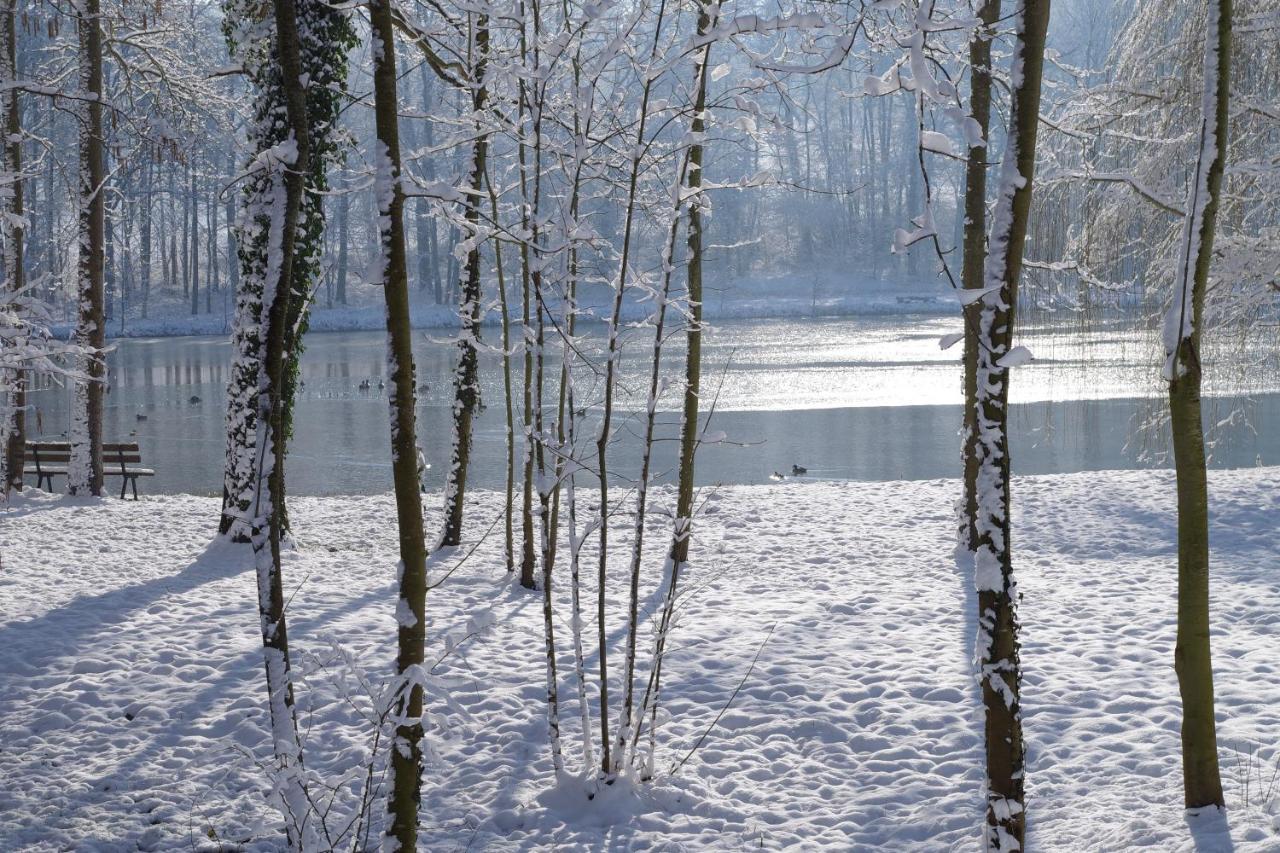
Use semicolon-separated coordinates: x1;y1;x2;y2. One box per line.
24;315;1280;495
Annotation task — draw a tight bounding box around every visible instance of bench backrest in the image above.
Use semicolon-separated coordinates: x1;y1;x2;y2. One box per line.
104;443;143;472
23;442;70;472
24;442;142;472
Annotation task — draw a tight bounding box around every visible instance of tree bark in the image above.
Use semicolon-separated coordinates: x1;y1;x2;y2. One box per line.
969;3;1051;849
190;167;200;315
1166;0;1230;812
486;180;516;572
438;15;490;548
141;157;152;320
335;188;349;305
71;0;105;497
224;148;238;318
369;1;431;844
250;0;312;843
219;0;352;538
961;0;1000;553
516;62;537;589
1;0;26;495
642;0;714;777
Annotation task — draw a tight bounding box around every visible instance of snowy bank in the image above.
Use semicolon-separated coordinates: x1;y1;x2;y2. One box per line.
2;470;1279;850
56;274;960;340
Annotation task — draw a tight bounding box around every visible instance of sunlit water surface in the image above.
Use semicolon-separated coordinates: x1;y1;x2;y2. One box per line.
25;315;1280;496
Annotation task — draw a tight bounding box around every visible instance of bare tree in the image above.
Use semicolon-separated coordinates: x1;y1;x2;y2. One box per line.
969;2;1051;848
1163;0;1231;812
960;0;1000;553
369;0;432;842
0;0;25;495
69;0;106;497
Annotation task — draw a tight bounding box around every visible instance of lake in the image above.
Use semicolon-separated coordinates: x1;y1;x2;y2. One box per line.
24;315;1280;496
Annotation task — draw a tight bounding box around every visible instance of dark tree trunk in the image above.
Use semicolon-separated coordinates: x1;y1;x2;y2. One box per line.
438;17;490;548
1168;0;1230;812
71;0;105;497
962;0;999;551
249;0;313;842
335;189;349;305
369;4;431;844
190;168;200;315
971;3;1051;848
141;157;152;320
1;0;25;494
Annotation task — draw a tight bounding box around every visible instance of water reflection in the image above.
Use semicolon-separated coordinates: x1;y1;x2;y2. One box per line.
24;317;1279;496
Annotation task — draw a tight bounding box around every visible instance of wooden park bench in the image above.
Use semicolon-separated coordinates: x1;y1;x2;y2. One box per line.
23;441;155;500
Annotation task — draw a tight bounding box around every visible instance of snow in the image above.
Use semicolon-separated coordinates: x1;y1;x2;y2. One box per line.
996;345;1034;368
53;272;966;342
3;470;1280;850
1161;0;1227;381
921;130;954;156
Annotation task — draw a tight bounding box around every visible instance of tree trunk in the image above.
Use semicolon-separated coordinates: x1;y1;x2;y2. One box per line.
486;181;516;572
141;157;152;320
190;168;200;315
642;0;714;777
208;174;218;313
220;0;352;538
225;148;238;317
438;18;490;548
104;176;115;323
70;0;105;497
616;152;691;777
251;0;313;843
335;188;349;305
369;2;431;843
1165;0;1230;812
1;0;26;495
970;3;1051;848
181;161;190;298
518;151;536;587
961;0;1000;553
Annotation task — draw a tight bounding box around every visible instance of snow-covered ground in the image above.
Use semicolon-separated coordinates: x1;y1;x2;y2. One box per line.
2;470;1279;851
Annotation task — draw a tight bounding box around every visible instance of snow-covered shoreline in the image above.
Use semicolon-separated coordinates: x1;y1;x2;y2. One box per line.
3;470;1278;850
55;282;962;341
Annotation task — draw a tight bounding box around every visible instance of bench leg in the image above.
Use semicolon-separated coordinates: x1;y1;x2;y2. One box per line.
121;477;128;500
131;477;139;501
